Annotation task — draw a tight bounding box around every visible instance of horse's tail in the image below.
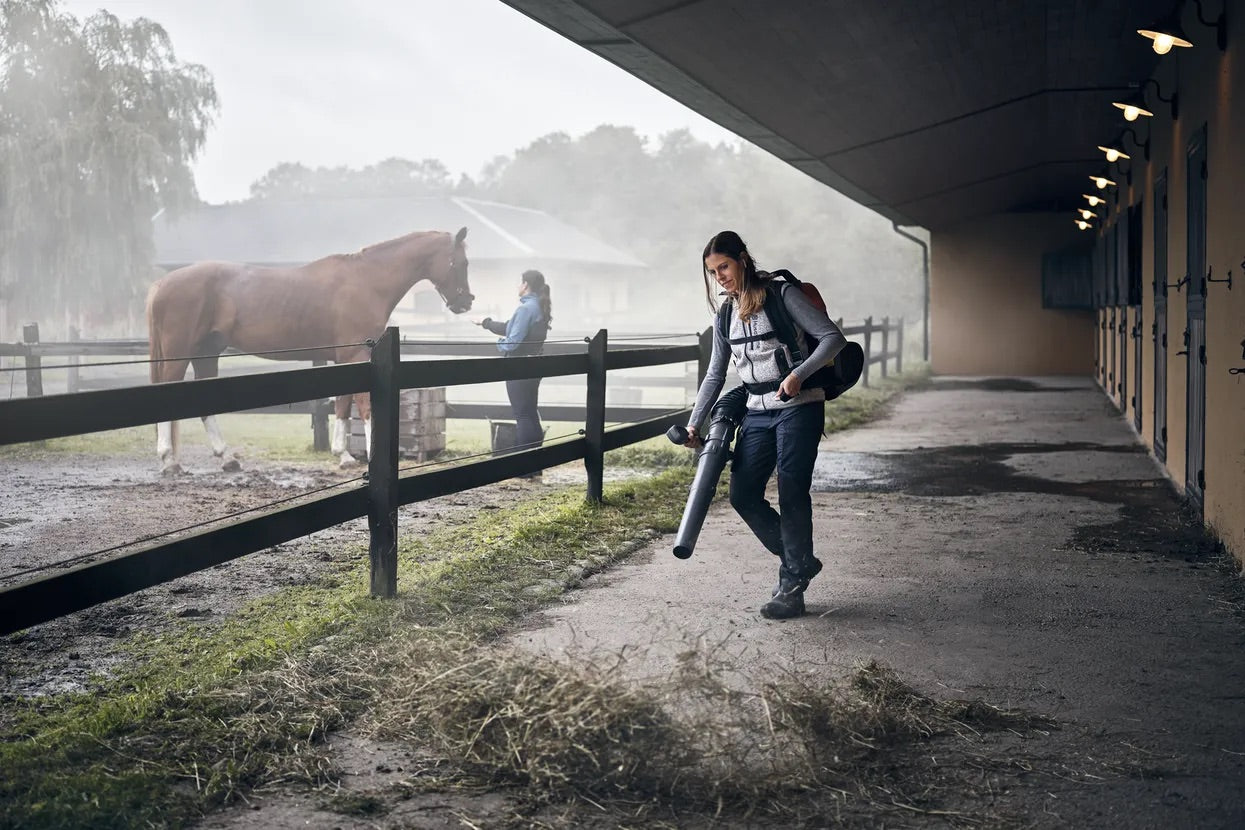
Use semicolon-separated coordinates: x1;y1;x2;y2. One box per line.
146;280;179;455
146;280;163;384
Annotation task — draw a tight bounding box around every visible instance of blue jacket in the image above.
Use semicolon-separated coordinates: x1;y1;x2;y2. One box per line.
482;293;547;355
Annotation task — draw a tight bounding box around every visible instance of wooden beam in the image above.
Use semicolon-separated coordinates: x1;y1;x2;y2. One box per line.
0;362;370;445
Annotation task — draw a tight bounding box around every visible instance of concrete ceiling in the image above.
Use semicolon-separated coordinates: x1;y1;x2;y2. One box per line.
498;0;1171;230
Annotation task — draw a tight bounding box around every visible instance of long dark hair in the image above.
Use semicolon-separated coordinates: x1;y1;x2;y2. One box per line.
522;269;552;331
702;230;766;318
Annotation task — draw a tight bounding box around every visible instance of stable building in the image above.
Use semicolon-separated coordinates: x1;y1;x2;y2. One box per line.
153;195;646;335
497;0;1245;564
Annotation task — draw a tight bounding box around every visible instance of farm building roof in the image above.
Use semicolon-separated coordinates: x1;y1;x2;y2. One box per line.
153;196;645;269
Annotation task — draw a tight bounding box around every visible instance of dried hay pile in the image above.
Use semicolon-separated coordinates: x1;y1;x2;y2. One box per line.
362;634;1056;825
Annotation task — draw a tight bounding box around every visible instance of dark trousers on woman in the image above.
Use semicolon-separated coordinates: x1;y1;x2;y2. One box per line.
505;377;544;450
729;401;824;589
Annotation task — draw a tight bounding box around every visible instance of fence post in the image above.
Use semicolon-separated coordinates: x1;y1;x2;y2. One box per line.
896;317;904;374
311;358;330;452
862;316;872;388
585;328;607;503
22;323;42;398
880;316;889;380
368;327;400;599
67;325;81;393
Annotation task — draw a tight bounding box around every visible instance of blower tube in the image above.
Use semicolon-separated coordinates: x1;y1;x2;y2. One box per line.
664;385;748;559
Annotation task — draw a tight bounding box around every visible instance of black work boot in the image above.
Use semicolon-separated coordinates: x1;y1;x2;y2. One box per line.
761;584;806;619
772;558;822;597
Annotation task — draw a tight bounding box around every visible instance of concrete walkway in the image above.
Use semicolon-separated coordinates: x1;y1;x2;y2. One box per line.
514;376;1245;828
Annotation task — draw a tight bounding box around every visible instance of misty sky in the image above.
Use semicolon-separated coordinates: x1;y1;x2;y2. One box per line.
58;0;741;205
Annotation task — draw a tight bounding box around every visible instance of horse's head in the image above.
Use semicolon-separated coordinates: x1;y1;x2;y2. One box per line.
431;226;473;314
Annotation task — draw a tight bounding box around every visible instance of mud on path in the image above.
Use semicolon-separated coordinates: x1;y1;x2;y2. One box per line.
0;443;602;699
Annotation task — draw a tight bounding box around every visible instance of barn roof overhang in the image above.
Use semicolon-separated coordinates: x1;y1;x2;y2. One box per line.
153;196;645;269
498;0;1170;231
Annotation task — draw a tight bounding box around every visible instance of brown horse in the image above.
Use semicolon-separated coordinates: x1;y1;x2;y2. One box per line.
146;226;472;474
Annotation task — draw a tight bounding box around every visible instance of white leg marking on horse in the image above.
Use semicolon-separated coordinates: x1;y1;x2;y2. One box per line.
332;418;356;467
157;422;183;476
364;417;373;461
202;415;227;456
157;422;173;460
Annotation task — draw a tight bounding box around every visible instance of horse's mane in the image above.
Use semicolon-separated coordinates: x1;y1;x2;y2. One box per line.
356;229;445;258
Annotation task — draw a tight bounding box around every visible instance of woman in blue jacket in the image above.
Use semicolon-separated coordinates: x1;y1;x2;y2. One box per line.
476;270;552;456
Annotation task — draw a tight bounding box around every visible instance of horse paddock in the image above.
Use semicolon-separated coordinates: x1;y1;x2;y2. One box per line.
0;429;611;699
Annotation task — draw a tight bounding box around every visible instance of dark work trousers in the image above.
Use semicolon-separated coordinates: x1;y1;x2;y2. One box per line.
729;400;824;587
506;377;544;450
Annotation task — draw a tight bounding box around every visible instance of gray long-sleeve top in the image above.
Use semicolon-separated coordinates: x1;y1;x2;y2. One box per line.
687;285;847;431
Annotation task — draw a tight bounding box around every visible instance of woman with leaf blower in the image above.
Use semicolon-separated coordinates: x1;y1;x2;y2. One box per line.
683;230;848;620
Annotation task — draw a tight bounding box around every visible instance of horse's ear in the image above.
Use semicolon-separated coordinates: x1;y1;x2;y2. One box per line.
455;226;468;245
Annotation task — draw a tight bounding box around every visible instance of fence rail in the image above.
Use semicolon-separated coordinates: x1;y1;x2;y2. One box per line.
0;315;905;635
1;316;904;398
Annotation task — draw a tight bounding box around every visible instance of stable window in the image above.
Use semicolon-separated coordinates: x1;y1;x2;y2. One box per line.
1041;243;1094;310
1127;201;1144;306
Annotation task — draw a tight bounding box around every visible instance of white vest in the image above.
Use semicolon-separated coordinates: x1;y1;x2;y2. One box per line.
726;302;826;411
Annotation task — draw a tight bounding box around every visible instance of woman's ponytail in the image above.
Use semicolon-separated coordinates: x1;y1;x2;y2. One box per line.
522;269;553;331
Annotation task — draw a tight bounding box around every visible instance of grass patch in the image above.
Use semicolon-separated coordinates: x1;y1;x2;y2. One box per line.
825;363;931;433
0;414;322;462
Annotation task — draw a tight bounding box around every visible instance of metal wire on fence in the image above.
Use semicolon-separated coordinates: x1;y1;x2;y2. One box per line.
0;473;369;583
0;341;375;374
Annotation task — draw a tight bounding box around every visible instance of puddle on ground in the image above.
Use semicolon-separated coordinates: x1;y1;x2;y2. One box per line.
812;442;1157;499
926;378;1086;392
811;441;1216;562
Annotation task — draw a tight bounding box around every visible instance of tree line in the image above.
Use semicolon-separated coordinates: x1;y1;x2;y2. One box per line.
247;128;926;330
0;0;924;340
0;0;216;338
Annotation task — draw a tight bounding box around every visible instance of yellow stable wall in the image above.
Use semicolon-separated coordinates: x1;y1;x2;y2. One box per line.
930;213;1093;376
1088;0;1245;564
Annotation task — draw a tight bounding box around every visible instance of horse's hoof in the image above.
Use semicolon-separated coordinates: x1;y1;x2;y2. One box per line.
221;457;242;473
161;463;185;477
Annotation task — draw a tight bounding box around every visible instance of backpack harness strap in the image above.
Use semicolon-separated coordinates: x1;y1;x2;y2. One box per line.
716;282;808;396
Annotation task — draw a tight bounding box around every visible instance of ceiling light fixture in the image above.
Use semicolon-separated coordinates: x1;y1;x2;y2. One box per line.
1112;94;1155;121
1076;219;1093;230
1098;145;1131;162
1078;208;1098;220
1138;8;1193;53
1083;193;1107;206
1090;174;1118;189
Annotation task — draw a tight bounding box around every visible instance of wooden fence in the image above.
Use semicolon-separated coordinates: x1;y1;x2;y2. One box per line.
2;315;905;401
0;316;905;635
0;327;712;635
1;317;904;450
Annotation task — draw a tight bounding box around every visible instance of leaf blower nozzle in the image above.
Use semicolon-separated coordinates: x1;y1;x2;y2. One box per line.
671;386;748;559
